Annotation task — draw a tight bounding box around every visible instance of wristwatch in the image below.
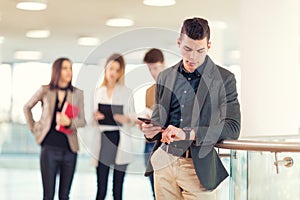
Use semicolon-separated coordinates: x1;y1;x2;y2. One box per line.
182;127;192;140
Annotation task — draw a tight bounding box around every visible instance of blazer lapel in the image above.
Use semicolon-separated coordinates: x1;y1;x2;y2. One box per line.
48;89;56;117
66;89;73;104
161;62;181;117
191;57;215;127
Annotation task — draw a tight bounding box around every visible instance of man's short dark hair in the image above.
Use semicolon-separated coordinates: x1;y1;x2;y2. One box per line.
180;17;210;41
143;48;164;63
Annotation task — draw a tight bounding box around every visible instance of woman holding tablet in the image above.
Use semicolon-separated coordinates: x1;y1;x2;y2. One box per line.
92;53;136;200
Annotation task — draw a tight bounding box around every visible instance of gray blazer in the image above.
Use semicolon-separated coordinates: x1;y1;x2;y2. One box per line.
23;85;87;153
145;56;241;190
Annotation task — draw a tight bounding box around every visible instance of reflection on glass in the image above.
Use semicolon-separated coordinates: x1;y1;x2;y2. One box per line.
230;150;248;200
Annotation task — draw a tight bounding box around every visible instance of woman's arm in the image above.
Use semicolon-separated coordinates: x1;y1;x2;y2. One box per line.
23;86;45;131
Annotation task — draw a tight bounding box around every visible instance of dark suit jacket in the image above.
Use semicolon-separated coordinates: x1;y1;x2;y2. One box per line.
145;56;241;190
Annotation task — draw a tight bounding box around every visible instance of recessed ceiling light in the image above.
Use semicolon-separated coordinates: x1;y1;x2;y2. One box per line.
0;36;4;44
16;0;47;11
106;18;134;27
77;36;100;46
143;0;176;7
14;51;42;60
26;30;50;38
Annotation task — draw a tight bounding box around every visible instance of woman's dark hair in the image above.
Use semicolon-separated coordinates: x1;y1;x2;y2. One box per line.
180;17;210;41
48;57;74;91
143;48;164;64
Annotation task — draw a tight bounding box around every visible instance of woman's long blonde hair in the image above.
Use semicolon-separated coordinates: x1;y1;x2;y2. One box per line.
101;53;125;86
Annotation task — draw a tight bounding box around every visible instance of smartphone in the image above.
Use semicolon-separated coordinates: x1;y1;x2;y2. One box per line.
137;117;161;126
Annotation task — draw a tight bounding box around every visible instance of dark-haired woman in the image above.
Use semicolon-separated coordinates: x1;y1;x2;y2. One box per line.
23;57;86;200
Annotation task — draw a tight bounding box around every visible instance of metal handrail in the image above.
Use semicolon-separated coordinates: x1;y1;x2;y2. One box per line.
215;140;300;153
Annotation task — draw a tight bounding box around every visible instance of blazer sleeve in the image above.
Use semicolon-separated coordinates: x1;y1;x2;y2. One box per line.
23;86;45;131
194;73;241;146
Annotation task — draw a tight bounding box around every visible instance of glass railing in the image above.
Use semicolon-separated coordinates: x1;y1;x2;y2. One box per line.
216;138;300;200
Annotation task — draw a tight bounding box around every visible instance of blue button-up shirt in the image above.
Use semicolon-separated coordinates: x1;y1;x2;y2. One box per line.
167;57;207;128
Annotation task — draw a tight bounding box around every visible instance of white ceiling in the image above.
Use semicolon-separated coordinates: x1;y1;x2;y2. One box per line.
0;0;241;65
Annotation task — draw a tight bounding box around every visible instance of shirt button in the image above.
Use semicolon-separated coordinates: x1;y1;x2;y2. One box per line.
188;77;191;80
181;105;184;108
184;90;187;94
180;118;183;122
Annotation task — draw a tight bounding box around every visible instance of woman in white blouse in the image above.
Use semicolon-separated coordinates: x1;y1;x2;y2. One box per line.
93;53;135;200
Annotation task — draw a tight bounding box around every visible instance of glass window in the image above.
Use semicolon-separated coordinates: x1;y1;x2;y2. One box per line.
72;63;83;84
11;62;51;123
0;64;12;122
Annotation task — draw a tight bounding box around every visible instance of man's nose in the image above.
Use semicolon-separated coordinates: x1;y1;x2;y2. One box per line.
189;51;196;59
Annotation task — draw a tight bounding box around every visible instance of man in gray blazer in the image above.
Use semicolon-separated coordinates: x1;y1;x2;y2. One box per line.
142;17;241;200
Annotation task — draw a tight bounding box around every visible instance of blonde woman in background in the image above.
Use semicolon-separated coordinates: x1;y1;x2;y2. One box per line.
92;53;136;200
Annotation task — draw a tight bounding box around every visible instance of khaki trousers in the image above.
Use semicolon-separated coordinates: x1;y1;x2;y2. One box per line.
151;147;216;200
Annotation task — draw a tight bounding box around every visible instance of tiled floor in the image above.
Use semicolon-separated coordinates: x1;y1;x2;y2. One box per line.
0;167;154;200
0;153;154;200
0;153;229;200
0;124;155;200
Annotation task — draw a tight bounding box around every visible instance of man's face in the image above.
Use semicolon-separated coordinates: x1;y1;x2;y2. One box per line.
147;62;165;81
178;34;211;72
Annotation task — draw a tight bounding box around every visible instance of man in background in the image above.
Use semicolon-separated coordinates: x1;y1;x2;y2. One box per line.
142;48;166;198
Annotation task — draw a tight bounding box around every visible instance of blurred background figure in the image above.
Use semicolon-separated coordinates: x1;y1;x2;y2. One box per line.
23;57;87;200
141;48;166;199
92;53;136;200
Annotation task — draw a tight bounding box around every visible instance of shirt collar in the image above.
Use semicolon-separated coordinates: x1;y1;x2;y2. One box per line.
179;56;207;76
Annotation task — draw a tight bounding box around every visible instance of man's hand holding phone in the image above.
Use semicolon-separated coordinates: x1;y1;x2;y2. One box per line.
138;117;164;139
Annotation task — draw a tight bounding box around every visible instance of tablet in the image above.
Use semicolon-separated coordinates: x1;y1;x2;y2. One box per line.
98;104;123;126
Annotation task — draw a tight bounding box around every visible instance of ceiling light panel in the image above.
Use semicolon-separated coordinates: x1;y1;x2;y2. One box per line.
106;18;134;27
16;0;47;11
0;36;4;44
143;0;176;7
77;37;100;46
26;30;50;38
14;51;42;60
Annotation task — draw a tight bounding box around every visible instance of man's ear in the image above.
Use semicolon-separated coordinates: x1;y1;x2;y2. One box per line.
177;38;181;48
207;41;211;49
